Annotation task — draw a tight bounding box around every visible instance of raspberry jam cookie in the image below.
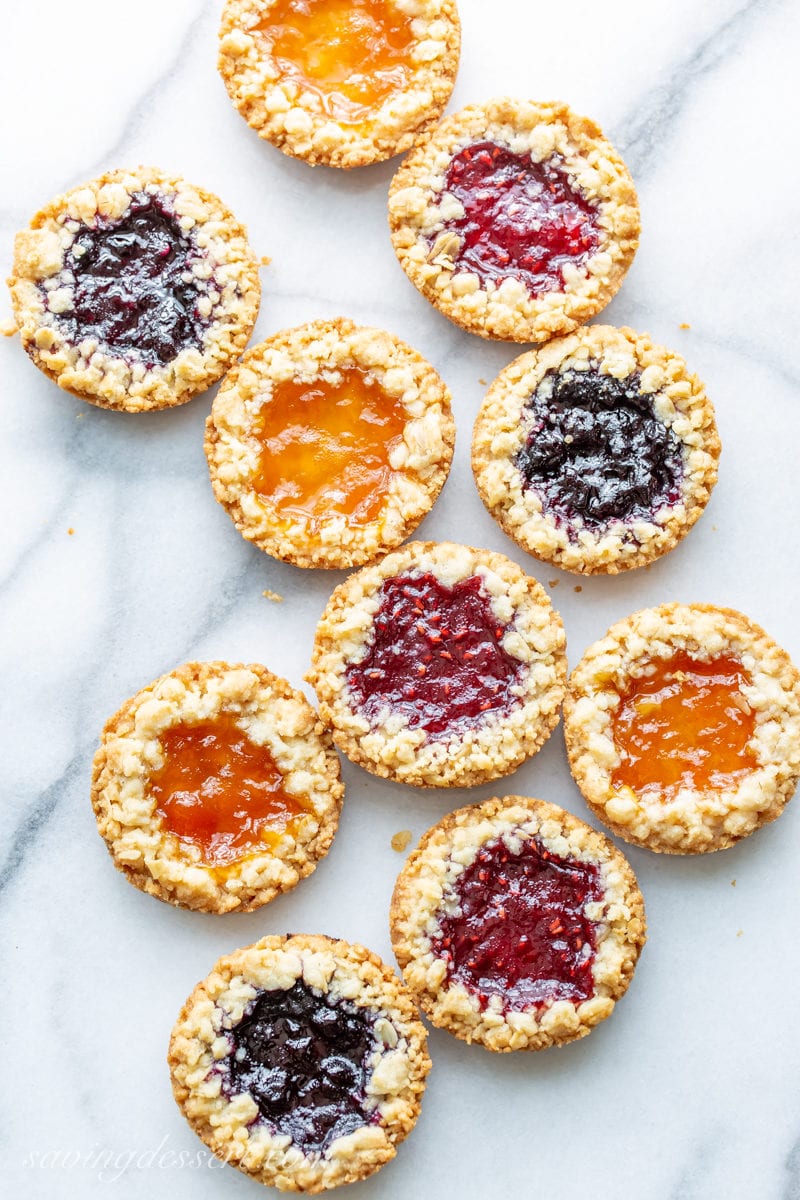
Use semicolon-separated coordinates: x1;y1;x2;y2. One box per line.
390;796;646;1051
91;662;343;912
472;327;720;574
388;99;640;342
307;541;567;787
8;168;261;412
169;934;430;1192
205;319;455;569
564;605;800;854
218;0;461;168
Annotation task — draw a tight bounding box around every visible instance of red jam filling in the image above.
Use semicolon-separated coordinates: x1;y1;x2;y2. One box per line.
432;836;603;1011
434;141;601;298
345;572;524;738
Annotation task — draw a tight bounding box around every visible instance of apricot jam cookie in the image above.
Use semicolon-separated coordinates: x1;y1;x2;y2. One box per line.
218;0;461;168
169;934;430;1192
388;99;640;342
307;541;567;787
91;662;343;912
205;318;455;570
390;796;645;1052
564;604;800;854
472;327;720;574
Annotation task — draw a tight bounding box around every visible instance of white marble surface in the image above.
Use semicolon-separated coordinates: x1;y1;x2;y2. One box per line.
2;1;800;1196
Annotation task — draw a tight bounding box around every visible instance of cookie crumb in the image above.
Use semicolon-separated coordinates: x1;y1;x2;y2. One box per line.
262;589;284;603
548;579;559;588
679;322;691;330
478;378;488;387
67;527;75;536
736;929;743;937
0;317;18;337
731;879;736;887
260;255;272;267
574;585;583;593
391;830;413;853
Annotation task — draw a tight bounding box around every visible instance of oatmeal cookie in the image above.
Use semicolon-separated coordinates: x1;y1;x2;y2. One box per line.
218;0;461;168
388;99;640;342
390;795;646;1051
564;604;800;853
472;326;720;574
168;934;430;1192
91;662;343;912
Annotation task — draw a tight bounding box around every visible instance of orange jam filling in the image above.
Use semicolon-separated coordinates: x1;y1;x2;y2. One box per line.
610;652;758;802
256;0;416;123
150;712;309;868
252;367;408;534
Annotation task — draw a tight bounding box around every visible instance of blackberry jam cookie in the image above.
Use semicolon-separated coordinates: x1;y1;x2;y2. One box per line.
564;604;800;854
307;541;567;787
91;662;343;912
169;934;430;1192
8;168;261;412
388;99;640;342
205;318;455;569
472;327;720;574
218;0;461;168
390;796;646;1052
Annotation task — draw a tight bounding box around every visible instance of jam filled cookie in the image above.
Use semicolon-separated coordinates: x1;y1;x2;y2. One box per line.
218;0;461;168
472;327;720;574
388;99;640;342
169;934;430;1192
205;318;455;569
390;796;646;1051
564;604;800;854
8;168;261;412
307;541;567;787
91;662;343;912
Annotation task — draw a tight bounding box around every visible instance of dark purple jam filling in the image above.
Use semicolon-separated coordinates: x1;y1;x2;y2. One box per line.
514;367;684;530
54;191;208;366
222;980;377;1153
433;141;600;298
432;835;603;1012
345;572;525;739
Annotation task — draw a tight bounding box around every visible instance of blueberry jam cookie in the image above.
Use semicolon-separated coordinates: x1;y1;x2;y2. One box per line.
472;327;720;574
205;318;455;569
218;0;461;168
91;662;343;912
390;796;645;1051
307;541;567;787
564;605;800;854
169;934;430;1192
8;168;261;412
388;99;640;342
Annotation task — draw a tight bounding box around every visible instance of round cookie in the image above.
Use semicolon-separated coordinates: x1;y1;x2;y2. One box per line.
307;540;567;787
390;796;646;1052
218;0;461;168
169;934;431;1192
205;318;455;570
8;167;261;412
472;326;720;574
388;98;640;342
91;662;343;912
564;604;800;854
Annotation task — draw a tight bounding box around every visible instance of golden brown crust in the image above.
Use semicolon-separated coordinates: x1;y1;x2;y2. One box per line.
563;604;800;854
218;0;461;168
91;662;343;912
8;167;261;412
307;540;567;787
471;326;721;574
168;934;431;1192
388;99;640;342
204;318;455;570
390;796;646;1051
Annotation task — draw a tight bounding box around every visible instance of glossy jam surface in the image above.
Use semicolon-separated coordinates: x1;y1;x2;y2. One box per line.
345;572;524;738
432;836;602;1011
252;368;407;533
611;653;759;801
257;0;415;124
515;368;684;529
58;192;206;366
435;142;601;298
223;980;376;1152
149;713;308;867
